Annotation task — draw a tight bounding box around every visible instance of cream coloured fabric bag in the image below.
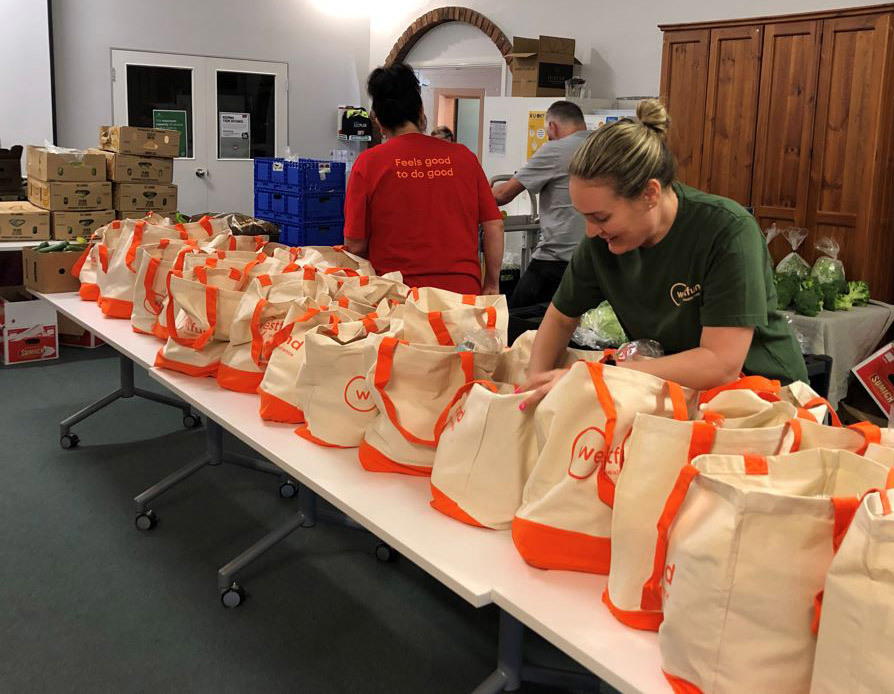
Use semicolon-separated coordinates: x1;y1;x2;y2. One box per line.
700;377;835;426
154;274;243;377
332;271;409;306
810;489;894;694
657;449;893;694
493;329;604;386
607;415;800;631
403;286;509;347
257;304;360;422
272;245;374;275
293;318;395;448
512;361;695;574
200;232;269;251
359;337;499;476
73;220;125;302
430;381;538;529
131;240;200;336
698;389;816;428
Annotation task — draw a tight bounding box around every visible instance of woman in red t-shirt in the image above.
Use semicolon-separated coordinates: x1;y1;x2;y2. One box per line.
343;63;504;295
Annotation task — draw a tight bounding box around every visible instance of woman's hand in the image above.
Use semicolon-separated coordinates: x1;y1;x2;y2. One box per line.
517;368;569;410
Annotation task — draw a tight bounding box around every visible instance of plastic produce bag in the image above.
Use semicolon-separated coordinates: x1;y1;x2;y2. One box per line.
775;227;810;278
457;327;504;354
810;237;846;284
187;212;280;238
616;339;663;362
574;300;628;348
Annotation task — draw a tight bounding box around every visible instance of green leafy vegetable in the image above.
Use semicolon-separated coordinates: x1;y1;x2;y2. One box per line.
818;279;847;311
579;301;628;347
774;272;800;310
793;279;823;317
846;280;870;306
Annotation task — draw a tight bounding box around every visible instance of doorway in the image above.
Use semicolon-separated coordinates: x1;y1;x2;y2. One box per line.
434;87;485;159
111;50;288;216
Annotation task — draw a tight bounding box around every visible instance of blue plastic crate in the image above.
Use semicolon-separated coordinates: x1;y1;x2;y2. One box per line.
254;158;346;193
278;224;306;247
255;188;344;223
303;220;345;246
303;191;344;221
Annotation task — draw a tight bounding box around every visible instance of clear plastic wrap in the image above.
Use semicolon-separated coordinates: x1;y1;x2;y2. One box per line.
810;237;846;284
785;314;810;354
42;139;86;163
775;227;810;278
574;300;628;348
457;328;504;354
615;339;664;362
763;222;781;245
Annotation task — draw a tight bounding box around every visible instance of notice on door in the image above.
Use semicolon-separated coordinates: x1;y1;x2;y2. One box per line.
527;111;548;160
152;109;188;157
219;112;250;159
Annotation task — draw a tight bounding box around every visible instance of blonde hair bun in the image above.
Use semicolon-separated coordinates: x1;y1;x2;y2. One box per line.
636;99;670;138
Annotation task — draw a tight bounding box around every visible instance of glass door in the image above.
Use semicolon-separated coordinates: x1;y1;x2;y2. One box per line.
112;51;287;216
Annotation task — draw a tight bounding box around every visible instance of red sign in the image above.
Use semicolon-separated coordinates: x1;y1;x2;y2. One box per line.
852;343;894;417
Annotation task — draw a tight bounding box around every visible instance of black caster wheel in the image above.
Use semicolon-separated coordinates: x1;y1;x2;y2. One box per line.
375;542;399;563
135;510;158;531
183;413;202;429
278;480;298;499
60;433;80;450
221;583;245;608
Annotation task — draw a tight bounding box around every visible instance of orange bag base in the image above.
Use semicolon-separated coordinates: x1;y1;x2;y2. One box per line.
358;439;432;477
216;363;263;393
663;670;703;694
510;516;611;574
429;483;487;528
79;283;99;301
151;322;168;341
132;325;153;336
601;589;663;631
99;296;134;319
154;350;219;378
294;425;356;449
257;389;304;424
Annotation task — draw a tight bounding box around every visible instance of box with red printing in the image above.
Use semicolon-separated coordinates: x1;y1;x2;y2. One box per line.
852;343;894;417
0;288;58;365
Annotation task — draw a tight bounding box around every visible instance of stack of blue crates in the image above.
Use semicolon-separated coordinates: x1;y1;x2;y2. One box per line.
253;158;347;246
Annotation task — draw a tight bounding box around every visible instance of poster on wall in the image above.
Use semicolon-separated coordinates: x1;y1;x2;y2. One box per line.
219;112;251;159
488;120;507;156
152;109;188;157
527;111;548;160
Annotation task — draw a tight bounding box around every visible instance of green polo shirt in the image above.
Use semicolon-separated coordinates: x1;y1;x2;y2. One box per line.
552;182;807;384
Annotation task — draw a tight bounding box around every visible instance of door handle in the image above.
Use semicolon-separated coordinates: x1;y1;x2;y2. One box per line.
195;168;207;178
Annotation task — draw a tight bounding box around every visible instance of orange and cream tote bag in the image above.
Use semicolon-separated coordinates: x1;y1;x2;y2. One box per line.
257;305;360;423
72;220;125;302
657;449;893;694
430;381;538;529
493;330;604;386
154;274;243;377
201;232;268;251
293;318;395;448
606;415;800;631
697;388;818;428
272;245;374;275
403;286;509;347
359;337;498;476
700;376;835;425
512;362;695;574
810;489;894;694
131;240;199;336
332;271;409;306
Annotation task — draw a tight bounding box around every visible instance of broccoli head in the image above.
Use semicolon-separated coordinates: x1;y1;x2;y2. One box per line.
794;281;823;317
774;272;800;310
833;293;853;311
818;279;847;311
847;280;870;306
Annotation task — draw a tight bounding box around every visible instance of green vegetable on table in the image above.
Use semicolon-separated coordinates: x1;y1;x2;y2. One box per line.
774;272;800;310
818;279;848;311
847;280;870;306
793;278;823;317
833;293;853;311
36;241;70;253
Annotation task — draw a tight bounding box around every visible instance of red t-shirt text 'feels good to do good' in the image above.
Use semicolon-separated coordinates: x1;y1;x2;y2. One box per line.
344;133;501;294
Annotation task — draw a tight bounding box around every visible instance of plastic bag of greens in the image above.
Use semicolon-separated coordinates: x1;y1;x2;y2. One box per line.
763;222;782;245
575;300;628;348
775;227;810;278
810;237;846;285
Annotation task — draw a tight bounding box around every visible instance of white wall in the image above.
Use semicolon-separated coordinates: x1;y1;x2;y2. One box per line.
52;0;370;159
371;0;886;98
0;0;54;164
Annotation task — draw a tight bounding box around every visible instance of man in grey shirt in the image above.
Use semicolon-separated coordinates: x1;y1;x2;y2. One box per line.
493;101;589;307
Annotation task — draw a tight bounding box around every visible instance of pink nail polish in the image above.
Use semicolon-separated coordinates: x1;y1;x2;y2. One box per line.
518;402;527;411
514;386;521;394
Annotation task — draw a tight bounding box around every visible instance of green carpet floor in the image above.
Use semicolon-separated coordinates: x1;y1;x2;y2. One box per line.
0;346;597;693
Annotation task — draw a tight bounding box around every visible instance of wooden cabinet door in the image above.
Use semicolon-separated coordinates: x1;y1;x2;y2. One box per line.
751;21;821;262
807;13;891;279
660;30;709;188
700;26;763;205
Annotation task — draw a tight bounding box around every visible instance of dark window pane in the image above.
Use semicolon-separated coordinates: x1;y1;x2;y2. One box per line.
126;65;193;158
216;71;275;159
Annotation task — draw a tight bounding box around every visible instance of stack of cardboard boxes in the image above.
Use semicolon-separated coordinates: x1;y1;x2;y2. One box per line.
25;146;113;242
93;126;179;220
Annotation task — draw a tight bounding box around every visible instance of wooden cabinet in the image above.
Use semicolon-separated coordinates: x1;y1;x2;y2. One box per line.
660;5;894;301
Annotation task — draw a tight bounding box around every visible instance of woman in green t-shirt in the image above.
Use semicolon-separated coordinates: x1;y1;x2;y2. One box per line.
521;99;806;408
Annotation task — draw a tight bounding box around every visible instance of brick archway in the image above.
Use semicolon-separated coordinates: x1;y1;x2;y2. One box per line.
385;7;512;66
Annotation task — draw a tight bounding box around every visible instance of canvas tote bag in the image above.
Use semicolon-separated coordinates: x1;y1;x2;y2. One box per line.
511;361;695;574
656;449;893;694
402;286;509;347
131;239;199;335
430;381;539;529
359;336;499;476
72;220;125;301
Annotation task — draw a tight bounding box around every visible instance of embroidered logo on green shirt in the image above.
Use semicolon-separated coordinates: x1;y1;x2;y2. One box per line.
670;282;702;306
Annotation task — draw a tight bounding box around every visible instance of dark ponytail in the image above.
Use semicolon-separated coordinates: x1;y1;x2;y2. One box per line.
367;63;423;130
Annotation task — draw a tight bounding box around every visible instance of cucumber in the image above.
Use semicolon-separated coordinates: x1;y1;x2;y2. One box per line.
35;241;50;250
37;241;70;253
65;243;87;252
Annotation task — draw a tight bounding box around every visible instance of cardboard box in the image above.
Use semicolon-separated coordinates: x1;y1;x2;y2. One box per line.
26;146;106;182
87;148;174;183
852;343;894;417
0;287;58;365
99;126;180;158
0;201;51;241
28;179;112;211
115;209;176;221
51;210;115;241
58;313;104;348
507;35;578;97
113;183;177;212
22;247;82;293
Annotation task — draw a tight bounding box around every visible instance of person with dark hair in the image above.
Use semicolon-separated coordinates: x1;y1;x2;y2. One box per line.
493;100;589;308
343;63;504;295
431;125;454;142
